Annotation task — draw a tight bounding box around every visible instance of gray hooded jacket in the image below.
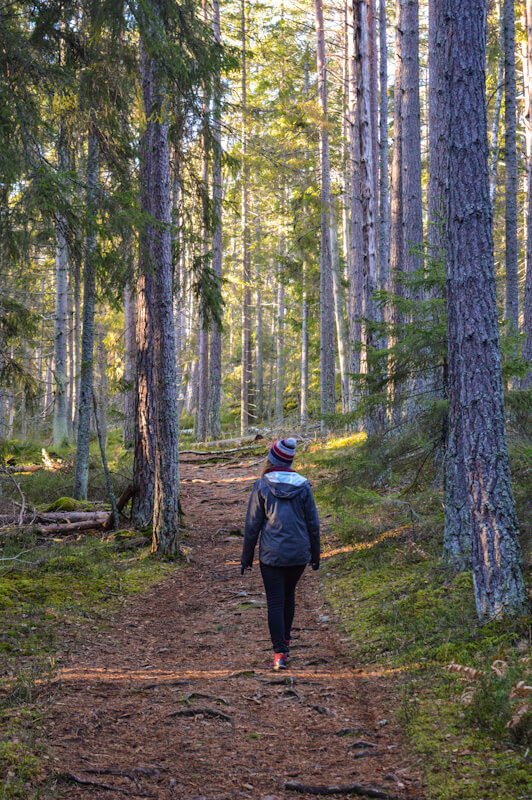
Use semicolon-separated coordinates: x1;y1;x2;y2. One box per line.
241;471;320;568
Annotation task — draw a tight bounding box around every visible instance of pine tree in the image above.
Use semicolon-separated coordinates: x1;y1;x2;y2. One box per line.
444;0;527;620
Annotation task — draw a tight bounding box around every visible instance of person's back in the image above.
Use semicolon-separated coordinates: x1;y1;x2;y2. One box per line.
240;438;320;670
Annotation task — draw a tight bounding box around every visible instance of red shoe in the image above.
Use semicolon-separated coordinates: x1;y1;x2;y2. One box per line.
271;652;288;670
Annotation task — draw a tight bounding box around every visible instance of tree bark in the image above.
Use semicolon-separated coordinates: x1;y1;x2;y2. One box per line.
240;0;252;435
524;0;532;386
274;251;285;425
315;0;337;417
489;1;504;211
388;0;404;422
139;10;180;554
378;0;389;299
301;261;309;424
254;219;263;423
367;0;379;207
354;0;379;421
503;0;519;331
330;197;349;412
131;42;156;531
347;0;364;410
73;116;98;500
444;0;527;620
53;209;69;448
123;277;136;449
208;0;223;439
196;130;209;443
401;0;423;284
428;0;471;563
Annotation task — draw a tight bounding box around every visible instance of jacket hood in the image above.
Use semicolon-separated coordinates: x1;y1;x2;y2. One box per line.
264;471;308;498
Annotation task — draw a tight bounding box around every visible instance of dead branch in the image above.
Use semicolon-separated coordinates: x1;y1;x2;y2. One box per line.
285;781;401;798
349;740;377;749
0;466;28;525
165;707;232;722
63;772;133;794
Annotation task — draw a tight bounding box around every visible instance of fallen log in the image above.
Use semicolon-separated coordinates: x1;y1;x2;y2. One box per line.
188;433;265;449
179;443;264;457
103;484;136;529
0;511;108;526
5;464;42;474
285;781;400;799
35;516;108;535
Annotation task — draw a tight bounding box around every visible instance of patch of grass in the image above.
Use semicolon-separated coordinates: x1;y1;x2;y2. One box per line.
299;422;532;800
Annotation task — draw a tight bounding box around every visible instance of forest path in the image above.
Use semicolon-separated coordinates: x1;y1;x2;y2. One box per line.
45;458;424;800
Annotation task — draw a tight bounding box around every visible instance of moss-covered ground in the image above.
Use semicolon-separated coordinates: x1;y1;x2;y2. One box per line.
0;432;177;799
299;418;531;800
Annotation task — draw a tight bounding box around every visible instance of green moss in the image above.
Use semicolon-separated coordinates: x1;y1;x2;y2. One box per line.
299;425;532;800
44;496;93;512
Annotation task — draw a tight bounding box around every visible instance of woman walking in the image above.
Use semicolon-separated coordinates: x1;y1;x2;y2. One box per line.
240;438;320;670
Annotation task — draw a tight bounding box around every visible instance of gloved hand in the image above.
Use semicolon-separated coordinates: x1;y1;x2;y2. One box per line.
241;564;251;576
311;562;320;571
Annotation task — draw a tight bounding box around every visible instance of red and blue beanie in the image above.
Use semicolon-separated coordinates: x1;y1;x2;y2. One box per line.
268;437;297;468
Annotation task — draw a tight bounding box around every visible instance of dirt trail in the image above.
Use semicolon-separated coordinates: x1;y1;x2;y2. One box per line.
45;459;424;800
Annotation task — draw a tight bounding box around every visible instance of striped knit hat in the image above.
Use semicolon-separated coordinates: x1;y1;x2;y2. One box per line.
268;437;297;468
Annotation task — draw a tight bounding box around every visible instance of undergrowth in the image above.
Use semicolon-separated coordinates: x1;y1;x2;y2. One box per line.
300;410;532;800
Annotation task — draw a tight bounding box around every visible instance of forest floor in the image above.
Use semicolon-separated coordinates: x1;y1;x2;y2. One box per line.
39;456;424;800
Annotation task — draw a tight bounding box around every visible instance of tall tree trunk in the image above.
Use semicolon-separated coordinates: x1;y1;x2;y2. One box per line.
73;116;98;500
428;0;471;564
341;16;351;285
139;14;180;554
490;1;504;211
131;43;156;530
240;0;252;435
367;0;379;205
315;0;337;417
378;0;389;298
355;0;379;420
330;198;349;412
389;0;404;421
401;0;423;284
347;0;365;411
390;0;404;287
72;170;82;436
503;0;519;331
123;277;136;449
254;220;263;423
274;251;285;425
196;132;209;442
208;0;223;439
67;266;74;437
444;0;526;620
53;210;69;448
96;320;108;450
197;0;210;443
524;0;532;386
301;261;309;424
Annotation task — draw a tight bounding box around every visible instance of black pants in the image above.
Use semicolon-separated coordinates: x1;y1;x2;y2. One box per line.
260;562;306;653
